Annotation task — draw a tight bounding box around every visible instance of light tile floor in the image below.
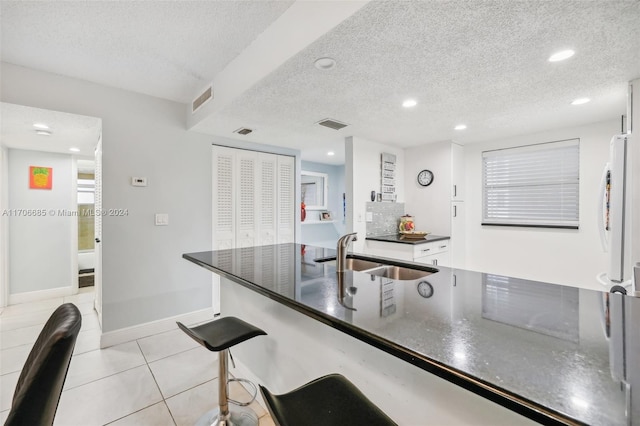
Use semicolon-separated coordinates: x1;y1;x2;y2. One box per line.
0;288;275;426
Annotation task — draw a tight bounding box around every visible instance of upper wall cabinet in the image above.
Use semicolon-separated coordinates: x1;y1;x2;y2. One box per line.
212;146;295;249
451;142;465;201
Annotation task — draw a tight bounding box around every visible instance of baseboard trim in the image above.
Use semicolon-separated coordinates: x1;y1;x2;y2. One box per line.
100;307;216;348
8;286;74;305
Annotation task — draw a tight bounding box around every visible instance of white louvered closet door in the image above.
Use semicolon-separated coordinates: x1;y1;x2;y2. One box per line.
277;155;295;243
257;153;278;246
236;151;257;248
212;147;236;250
213;146;295;250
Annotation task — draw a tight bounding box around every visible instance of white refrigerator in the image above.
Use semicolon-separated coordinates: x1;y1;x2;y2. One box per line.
598;134;634;288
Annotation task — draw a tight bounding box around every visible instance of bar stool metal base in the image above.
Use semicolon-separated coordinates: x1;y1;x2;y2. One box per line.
195;406;259;426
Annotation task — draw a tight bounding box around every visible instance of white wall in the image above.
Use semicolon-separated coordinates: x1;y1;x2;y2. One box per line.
346;136;404;252
8;149;75;295
404;140;453;235
1;62;214;332
0;146;8;307
464;120;618;290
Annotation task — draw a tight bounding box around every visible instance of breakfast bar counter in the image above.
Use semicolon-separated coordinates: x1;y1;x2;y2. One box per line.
183;243;639;425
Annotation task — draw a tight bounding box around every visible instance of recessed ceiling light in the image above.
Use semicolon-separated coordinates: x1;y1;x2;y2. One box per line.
571;98;590;105
327;151;335;156
548;49;575;62
33;123;50;130
402;99;417;108
69;147;80;152
454;124;467;130
314;57;336;70
35;129;52;136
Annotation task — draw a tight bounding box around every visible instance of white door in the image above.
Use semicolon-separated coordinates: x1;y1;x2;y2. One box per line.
257;153;278;246
277;155;295;243
94;134;103;325
212;147;236;250
0;147;7;308
236;150;257;248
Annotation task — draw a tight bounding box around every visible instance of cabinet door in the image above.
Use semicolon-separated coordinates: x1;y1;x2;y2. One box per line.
277;155;295;243
257;153;278;246
414;251;451;267
236;150;258;248
212;147;236;250
451;142;465;201
451;202;465;268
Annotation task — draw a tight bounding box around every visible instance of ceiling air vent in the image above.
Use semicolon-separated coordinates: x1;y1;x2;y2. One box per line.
234;127;253;135
192;86;213;113
317;118;348;130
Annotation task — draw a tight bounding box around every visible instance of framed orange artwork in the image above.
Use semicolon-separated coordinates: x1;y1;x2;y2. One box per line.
29;166;53;190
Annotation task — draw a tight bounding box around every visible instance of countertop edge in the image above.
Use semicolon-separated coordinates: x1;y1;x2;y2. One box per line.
183;252;582;426
366;234;451;245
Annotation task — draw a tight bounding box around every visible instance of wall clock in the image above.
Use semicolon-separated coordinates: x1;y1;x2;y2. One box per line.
417;169;434;187
417;281;434;298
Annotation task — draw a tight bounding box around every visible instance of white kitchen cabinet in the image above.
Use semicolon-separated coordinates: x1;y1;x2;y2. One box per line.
212;146;295;249
451;201;465;268
365;238;451;267
414;250;451;267
451;142;465;201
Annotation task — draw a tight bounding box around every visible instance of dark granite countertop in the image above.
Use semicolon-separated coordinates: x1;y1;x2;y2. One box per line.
366;233;450;245
183;243;638;426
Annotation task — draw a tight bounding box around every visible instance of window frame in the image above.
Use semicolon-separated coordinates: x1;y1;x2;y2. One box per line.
481;138;580;229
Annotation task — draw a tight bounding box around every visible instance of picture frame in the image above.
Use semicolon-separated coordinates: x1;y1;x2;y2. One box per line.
320;211;333;221
29;166;53;190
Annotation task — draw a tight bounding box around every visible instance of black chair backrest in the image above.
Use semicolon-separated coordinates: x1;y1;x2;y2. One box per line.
5;303;82;426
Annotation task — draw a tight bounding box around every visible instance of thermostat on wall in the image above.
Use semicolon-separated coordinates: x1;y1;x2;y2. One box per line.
131;177;147;187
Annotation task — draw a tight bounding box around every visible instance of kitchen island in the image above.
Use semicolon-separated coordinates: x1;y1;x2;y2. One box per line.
184;243;638;425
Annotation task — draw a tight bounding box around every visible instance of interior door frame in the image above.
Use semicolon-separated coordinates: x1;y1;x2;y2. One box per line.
0;146;8;308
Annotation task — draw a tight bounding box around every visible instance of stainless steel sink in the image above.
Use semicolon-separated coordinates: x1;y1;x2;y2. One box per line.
344;258;383;271
315;255;435;280
365;265;432;280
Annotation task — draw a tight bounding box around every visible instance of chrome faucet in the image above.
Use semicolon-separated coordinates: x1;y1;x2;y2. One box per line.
336;232;358;273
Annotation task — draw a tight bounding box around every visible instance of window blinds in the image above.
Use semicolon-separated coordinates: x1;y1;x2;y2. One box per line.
482;139;580;228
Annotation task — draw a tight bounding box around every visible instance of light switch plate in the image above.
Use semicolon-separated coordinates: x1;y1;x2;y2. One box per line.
155;213;169;226
366;212;373;222
131;177;147;187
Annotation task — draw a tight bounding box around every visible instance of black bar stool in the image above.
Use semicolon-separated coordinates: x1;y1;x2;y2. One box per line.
259;373;398;426
177;317;266;426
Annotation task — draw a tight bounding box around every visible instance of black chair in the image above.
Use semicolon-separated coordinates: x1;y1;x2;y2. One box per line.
5;303;82;426
177;316;267;426
259;373;398;426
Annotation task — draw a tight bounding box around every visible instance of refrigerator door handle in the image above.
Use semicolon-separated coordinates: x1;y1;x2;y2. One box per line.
598;163;610;252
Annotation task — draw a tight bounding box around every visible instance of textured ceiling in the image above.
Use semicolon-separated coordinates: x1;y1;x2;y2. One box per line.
202;1;640;164
0;103;102;157
0;1;294;103
1;1;638;166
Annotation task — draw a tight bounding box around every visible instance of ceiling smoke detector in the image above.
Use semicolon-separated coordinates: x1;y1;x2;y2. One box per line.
314;57;336;70
234;127;253;135
316;118;348;130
